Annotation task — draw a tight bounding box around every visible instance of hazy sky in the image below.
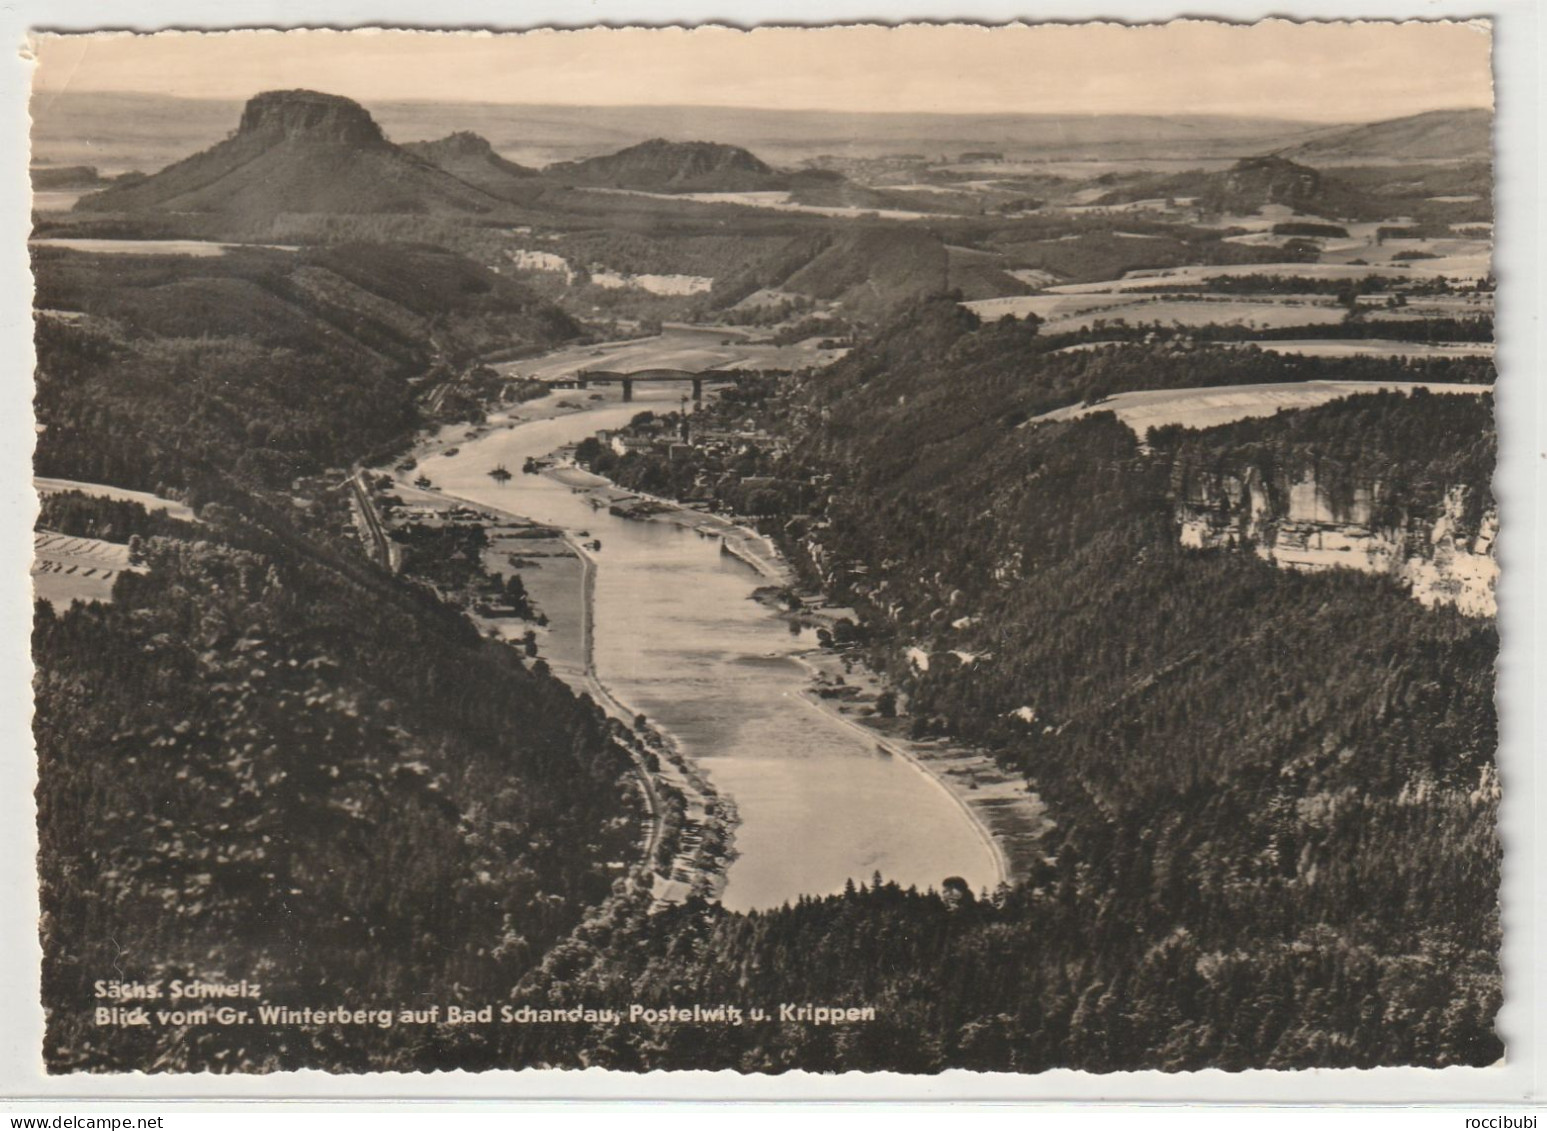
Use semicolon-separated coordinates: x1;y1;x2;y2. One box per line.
31;21;1492;122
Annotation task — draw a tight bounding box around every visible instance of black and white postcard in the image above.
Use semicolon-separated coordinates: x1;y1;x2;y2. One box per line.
13;12;1528;1094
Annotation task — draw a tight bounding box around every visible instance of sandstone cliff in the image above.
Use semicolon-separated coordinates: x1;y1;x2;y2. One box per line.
1173;463;1496;616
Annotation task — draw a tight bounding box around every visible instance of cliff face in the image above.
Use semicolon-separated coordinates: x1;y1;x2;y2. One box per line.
237;89;389;148
1173;464;1496;616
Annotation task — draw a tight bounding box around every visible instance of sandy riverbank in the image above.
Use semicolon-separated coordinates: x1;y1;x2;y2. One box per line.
793;649;1051;887
546;465;791;585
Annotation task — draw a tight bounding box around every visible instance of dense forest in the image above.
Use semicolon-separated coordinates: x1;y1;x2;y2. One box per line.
555;300;1500;1072
31;245;644;1072
32;243;582;495
34;243;579;369
36;492;645;1072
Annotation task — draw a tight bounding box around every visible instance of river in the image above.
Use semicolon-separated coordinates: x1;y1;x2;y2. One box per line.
421;385;1000;913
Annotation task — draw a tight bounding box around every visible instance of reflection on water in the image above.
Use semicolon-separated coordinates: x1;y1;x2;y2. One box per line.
428;389;998;911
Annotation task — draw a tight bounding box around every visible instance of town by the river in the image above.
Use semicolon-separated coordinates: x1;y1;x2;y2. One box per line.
395;331;1004;913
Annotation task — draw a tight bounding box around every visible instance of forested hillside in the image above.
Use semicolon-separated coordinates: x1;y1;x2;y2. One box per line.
32;241;638;1073
30;73;1501;1076
801;296;1491;429
547;302;1500;1072
33;243;579;493
37;498;640;1071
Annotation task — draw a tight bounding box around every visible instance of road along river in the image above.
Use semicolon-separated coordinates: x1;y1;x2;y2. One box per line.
414;386;1002;913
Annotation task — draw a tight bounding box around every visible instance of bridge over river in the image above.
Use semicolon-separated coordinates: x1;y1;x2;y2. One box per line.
549;368;736;402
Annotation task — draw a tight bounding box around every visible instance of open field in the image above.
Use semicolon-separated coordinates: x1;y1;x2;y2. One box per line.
499;325;845;383
966;292;1348;331
31;189;91;212
1321;235;1490;270
1194;203;1307;232
945;157;1240;178
1229;339;1494;359
1361;294;1493;317
1019;217;1489;298
1028;378;1491;436
1062;199;1180;217
1045;255;1490;294
582;187;949;222
33;531;143;609
967;293;1155;320
591;271;714;296
35;477;200;521
29;238;298;257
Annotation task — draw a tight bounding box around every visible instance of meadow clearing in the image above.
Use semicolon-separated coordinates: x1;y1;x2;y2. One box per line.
1028;379;1492;436
964;291;1349;331
33;531;142;609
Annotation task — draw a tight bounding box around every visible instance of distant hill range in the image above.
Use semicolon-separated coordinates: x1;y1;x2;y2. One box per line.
55;90;1493;234
74;90;510;219
1277;108;1492;164
33;91;1358;175
375;106;1337;166
66;89;930;220
34;90;1492;179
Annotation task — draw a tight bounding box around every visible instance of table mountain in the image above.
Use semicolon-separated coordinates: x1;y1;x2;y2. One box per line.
544;138;779;192
75;90;510;219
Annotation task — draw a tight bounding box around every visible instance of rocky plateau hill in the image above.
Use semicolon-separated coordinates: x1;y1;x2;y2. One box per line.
543;137;782;192
75;90;511;220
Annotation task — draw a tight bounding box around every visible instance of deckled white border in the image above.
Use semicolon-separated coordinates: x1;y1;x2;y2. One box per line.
1;0;1539;1107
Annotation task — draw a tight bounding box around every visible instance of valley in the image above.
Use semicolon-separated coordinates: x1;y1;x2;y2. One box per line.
28;64;1501;1076
388;385;1006;912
